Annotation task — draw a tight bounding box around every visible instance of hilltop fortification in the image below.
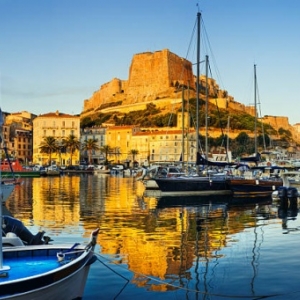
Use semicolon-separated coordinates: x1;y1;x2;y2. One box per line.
83;49;257;117
83;49;194;112
82;48;300;142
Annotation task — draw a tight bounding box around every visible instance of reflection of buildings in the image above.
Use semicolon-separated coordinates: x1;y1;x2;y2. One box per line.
31;177;81;229
98;200;231;288
97;197;275;291
4;175;278;293
5;178;34;220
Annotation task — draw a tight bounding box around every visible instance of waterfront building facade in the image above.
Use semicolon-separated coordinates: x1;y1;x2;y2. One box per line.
105;126;140;164
80;127;107;164
32;111;80;166
2;111;34;164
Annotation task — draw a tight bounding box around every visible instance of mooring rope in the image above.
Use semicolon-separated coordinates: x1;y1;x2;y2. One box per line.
95;253;300;299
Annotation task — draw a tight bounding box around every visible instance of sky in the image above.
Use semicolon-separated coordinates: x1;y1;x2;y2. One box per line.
1;0;300;124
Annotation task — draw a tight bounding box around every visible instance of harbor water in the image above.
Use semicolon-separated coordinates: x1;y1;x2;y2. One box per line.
4;174;300;300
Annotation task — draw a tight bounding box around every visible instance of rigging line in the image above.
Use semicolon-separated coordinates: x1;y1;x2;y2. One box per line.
166;14;198;129
255;77;267;150
207;63;229;159
94;252;299;299
96;259;129;300
200;17;225;91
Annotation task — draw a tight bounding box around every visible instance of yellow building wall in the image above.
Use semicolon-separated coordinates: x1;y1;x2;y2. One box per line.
32;111;80;165
106;126;136;163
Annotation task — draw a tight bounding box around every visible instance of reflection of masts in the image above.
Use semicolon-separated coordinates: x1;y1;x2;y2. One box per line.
195;212;201;299
250;220;263;295
179;208;189;294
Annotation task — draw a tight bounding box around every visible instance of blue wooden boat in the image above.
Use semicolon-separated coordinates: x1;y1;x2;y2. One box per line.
0;225;99;299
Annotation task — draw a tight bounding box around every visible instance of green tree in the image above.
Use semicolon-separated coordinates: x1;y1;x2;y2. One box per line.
63;134;81;166
129;149;139;165
39;136;58;165
100;145;112;165
82;138;100;164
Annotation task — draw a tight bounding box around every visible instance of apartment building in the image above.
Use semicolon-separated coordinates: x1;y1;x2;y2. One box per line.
2;111;34;164
80;127;107;164
32;111;80;166
105;126;140;163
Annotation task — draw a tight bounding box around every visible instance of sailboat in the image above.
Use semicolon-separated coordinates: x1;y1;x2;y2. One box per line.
154;13;232;197
225;65;283;198
0;107;100;299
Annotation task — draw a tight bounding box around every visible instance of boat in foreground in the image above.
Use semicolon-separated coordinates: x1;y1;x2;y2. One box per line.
0;225;100;299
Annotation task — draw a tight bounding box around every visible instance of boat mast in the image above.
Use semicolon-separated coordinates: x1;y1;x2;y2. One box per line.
205;55;209;159
226;115;230;162
0;108;10;272
181;85;185;169
196;12;201;172
254;64;257;154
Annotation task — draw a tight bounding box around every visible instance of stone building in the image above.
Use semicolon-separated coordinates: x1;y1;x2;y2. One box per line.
32;111;80;166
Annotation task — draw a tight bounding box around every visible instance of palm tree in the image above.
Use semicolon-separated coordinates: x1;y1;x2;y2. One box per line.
100;145;112;165
39;136;58;165
82;138;100;164
63;134;81;166
129;149;139;166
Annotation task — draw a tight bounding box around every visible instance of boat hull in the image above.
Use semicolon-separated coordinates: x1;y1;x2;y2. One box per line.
226;178;282;197
155;176;230;195
1;171;40;178
0;244;96;300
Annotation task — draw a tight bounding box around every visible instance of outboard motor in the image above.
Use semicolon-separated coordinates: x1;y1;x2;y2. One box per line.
287;187;298;218
278;186;288;210
2;216;51;245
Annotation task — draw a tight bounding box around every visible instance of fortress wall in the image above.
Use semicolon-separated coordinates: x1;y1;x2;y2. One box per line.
84;78;124;111
126;49;194;99
261;116;290;131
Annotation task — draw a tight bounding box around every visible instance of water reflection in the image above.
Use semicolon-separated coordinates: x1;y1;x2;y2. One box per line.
4;175;300;299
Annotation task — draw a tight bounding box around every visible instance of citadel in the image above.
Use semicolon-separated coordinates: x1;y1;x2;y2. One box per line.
3;49;300;166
